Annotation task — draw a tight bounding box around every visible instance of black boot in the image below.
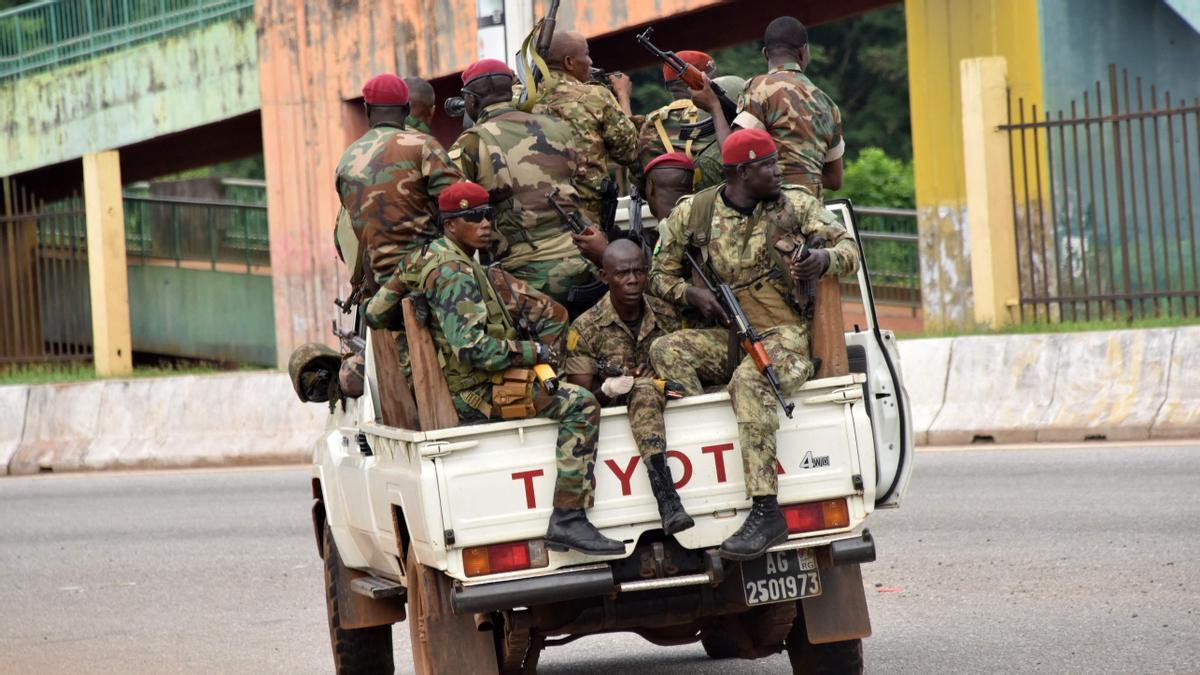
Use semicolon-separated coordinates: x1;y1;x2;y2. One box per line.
545;508;625;556
646;454;694;535
718;496;788;561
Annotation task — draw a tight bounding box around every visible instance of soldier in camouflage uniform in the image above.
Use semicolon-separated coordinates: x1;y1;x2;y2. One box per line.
636;50;724;192
732;16;844;198
448;59;604;307
648;130;859;560
403;76;436;136
418;181;623;556
564;240;693;535
533;31;640;224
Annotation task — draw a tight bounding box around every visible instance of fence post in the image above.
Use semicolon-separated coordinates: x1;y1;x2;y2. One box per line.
83;151;133;377
961;57;1021;327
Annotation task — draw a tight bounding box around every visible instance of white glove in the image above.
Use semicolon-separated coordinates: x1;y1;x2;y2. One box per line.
600;375;635;398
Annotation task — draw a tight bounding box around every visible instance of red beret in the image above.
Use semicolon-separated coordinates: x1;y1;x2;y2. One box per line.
362;74;409;105
722;128;777;166
663;50;714;82
645;152;695;173
462;58;513;86
438;182;491;215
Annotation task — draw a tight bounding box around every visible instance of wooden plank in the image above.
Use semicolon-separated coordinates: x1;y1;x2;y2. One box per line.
403;297;459;431
369;327;419;430
812;277;849;377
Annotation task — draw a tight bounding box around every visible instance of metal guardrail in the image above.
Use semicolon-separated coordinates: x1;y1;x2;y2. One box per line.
851;206;920;305
0;0;254;80
123;194;269;272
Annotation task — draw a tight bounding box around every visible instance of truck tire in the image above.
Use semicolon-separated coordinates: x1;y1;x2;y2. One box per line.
700;631;739;659
323;523;395;675
406;548;500;674
784;618;863;675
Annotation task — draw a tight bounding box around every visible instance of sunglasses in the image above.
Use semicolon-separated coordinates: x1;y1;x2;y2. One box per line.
453;207;492;224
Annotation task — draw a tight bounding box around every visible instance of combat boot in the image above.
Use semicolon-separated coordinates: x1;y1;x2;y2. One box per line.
718;495;788;561
545;508;625;556
646;454;694;535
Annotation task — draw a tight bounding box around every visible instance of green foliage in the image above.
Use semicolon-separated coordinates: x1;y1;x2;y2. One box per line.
0;360;256;386
830;147;914;209
160;155;265;181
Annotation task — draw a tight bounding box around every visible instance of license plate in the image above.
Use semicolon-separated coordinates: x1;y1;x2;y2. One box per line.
739;548;821;606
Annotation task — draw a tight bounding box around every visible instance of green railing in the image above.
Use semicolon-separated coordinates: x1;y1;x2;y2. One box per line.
0;0;254;80
124;194;270;271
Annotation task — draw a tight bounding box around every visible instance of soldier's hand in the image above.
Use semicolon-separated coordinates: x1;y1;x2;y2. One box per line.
571;228;609;266
600;375;635;398
608;72;632;99
689;78;719;114
790;248;830;281
410;292;432;326
535;342;559;365
685;286;729;326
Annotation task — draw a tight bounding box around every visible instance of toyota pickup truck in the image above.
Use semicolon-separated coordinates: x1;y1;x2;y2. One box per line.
305;200;914;674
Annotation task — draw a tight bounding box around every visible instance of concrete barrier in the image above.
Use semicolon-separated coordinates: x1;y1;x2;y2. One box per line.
895;338;952;446
1036;328;1175;442
927;333;1061;445
7;372;327;475
1151;326;1200;439
0;385;30;476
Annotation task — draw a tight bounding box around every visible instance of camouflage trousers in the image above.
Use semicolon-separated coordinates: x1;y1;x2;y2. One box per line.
627;377;667;463
454;380;601;510
650;324;814;497
507;257;598;309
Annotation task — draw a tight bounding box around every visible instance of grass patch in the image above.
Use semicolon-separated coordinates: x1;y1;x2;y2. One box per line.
0;360;259;386
904;314;1198;340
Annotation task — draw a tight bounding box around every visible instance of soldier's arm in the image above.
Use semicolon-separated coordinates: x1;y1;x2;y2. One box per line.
646;199;694;306
563;325;598;394
596;88;640;166
364;275;408;330
822;102;845;190
731;77;771;131
427;263;538;371
422;139;464;200
446;133;479;181
799;198;859;278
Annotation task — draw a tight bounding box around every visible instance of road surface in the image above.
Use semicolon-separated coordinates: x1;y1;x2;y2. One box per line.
2;442;1197;673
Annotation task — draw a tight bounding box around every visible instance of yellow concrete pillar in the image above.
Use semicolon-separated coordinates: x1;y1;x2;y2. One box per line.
83;151;133;376
961;57;1020;328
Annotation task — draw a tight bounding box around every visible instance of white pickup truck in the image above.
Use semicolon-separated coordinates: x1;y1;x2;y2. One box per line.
306;200;914;674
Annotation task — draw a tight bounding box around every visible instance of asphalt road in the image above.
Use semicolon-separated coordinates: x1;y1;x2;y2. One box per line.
2;443;1198;674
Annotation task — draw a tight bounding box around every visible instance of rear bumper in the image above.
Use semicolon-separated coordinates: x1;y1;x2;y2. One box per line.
449;530;875;614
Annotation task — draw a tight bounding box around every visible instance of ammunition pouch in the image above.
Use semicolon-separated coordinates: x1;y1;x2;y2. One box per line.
491;367;537;420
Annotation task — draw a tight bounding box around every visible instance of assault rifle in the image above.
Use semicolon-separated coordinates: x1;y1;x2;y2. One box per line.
773;235;822;322
332;320;365;355
595;359;685;399
683;251;795;418
545;187;609;313
545;186;595;235
636;27;739;125
627;186;652;262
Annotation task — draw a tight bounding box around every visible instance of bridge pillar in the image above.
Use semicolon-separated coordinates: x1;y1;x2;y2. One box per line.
83;151;133;377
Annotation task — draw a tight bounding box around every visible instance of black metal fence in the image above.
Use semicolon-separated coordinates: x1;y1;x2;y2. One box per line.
854;206;919;307
1000;64;1200;321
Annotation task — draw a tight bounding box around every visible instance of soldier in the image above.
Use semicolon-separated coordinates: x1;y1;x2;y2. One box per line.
648;129;859;560
637;50;718;190
731;16;844;198
448;58;606;307
564;239;692;535
336;73;460;287
644;152;698;222
534;31;639;225
418;181;623;556
403;76;437;135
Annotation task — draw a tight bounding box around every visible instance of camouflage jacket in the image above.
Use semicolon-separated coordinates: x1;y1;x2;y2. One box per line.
448;102;584;261
564;292;681;377
532;72;639;211
335;124;462;284
648;185;858;330
405;116;432;135
420;237;540;390
636;99;725;191
733;63;843;184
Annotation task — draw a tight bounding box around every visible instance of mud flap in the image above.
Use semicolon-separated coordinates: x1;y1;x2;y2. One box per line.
336;564;408;630
800;562;871;644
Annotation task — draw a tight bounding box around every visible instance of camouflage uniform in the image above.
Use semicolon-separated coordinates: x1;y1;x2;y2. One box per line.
448;101;596;305
419;236;599;509
532;72;639;222
335;124;461;285
637;100;723;191
648;185;859;496
733;63;843;198
405;116;432;135
564;292;681;462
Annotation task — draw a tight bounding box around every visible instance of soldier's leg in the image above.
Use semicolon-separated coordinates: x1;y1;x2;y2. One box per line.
728;326;815;497
629;376;694;534
648;328;730;396
535;381;624;555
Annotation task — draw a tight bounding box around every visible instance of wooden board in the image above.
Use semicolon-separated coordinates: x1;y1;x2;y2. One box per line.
402;297;459;431
369;328;419;430
811;277;849;377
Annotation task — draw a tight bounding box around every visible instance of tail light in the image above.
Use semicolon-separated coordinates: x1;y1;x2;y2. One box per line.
463;539;549;577
781;499;850;534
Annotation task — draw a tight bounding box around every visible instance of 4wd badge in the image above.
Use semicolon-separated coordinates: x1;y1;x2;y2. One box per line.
799;451;831;469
